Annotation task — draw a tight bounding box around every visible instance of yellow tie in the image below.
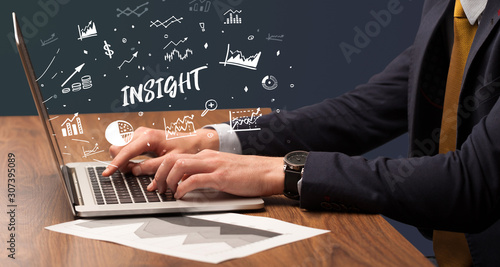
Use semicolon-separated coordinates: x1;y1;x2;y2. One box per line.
434;1;477;266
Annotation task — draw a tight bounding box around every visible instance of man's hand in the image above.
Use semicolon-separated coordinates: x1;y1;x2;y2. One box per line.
147;149;285;199
101;127;219;177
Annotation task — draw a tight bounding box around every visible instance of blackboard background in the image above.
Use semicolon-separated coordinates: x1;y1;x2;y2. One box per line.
1;0;433;256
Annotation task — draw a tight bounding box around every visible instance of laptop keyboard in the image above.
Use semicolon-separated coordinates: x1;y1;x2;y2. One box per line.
87;166;174;205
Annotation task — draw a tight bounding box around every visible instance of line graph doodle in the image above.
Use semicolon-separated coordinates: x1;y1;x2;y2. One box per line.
117;2;149;18
163;37;188;50
229;108;262;132
219;44;261;70
77;20;97;41
164;115;197;140
36;48;60;81
164;48;193;62
118;51;139;70
82;143;105;158
150;16;183;28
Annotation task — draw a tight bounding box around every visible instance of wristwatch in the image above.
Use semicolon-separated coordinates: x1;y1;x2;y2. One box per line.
283;151;309;200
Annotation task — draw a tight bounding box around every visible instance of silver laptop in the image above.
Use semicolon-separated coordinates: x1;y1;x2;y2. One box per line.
12;12;264;218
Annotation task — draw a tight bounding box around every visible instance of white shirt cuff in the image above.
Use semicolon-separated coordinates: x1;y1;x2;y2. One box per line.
203;124;242;154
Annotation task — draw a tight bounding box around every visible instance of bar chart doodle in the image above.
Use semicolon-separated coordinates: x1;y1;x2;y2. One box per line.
189;0;211;12
219;44;261;71
60;113;84;137
223;9;242;24
117;2;149;18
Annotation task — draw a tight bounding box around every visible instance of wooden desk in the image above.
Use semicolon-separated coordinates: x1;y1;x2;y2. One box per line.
0;112;433;267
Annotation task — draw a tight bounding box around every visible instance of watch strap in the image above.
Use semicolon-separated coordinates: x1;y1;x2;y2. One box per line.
284;169;301;200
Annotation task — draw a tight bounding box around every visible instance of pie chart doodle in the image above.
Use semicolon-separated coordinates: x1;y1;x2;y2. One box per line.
105;120;134;146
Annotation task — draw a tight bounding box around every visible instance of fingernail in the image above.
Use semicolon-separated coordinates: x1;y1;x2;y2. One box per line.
174;193;179;199
132;165;142;176
147;183;153;191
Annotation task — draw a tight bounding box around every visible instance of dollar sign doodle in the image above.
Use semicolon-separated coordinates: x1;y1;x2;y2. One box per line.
103;40;114;59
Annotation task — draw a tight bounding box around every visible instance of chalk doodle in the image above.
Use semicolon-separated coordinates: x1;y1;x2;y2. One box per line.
77;20;97;41
116;2;149;18
219;44;261;71
61;63;85;87
189;0;211;12
82;143;105;158
163;37;188;50
164;48;193;62
164;115;197;140
118;51;139;70
103;40;114;59
150;16;183;28
36;48;60;81
223;9;242;25
229;108;262;132
40;33;58;46
60;113;84;137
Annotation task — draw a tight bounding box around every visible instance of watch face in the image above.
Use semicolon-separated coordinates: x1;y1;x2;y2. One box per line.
285;151;308;166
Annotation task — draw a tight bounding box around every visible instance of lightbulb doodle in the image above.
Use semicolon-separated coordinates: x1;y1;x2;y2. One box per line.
105;120;134;146
229;108;262;132
164;115;197;140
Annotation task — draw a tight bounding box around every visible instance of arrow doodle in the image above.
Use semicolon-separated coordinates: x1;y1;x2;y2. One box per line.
118;51;139;70
163;37;188;50
61;63;85;87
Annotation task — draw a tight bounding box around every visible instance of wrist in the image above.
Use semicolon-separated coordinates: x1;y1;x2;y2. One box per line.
259;156;285;196
196;128;219;151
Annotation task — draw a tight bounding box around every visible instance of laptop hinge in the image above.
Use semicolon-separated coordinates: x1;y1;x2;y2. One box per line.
61;166;83;206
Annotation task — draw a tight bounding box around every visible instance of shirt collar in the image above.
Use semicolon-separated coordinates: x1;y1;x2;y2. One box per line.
460;0;488;25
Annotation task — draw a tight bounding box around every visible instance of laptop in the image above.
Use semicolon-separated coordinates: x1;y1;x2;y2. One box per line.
12;12;264;218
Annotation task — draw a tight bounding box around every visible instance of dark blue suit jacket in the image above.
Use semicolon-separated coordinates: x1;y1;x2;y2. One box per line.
236;0;500;265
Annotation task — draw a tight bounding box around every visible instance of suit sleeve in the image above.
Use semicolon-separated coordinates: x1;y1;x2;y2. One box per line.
301;103;500;233
236;45;500;233
236;46;410;157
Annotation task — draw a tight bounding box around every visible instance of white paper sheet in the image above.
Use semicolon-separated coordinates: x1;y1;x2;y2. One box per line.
46;213;329;264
